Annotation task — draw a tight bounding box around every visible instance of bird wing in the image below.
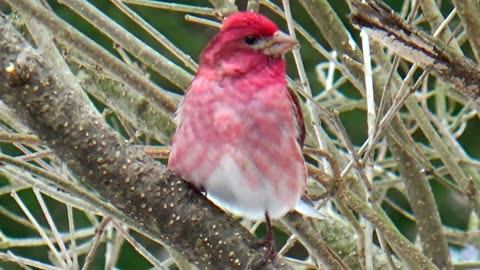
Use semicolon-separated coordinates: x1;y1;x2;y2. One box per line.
287;87;306;148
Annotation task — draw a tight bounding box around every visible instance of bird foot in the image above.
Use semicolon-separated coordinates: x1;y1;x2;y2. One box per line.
180;181;206;202
252;212;277;264
252;236;277;263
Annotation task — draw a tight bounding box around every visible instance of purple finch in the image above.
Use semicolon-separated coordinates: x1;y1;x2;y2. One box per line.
168;11;308;254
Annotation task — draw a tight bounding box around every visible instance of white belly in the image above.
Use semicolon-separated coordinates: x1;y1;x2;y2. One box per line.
204;154;300;219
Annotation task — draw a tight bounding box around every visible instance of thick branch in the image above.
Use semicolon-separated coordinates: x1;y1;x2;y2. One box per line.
387;129;451;269
350;0;480;100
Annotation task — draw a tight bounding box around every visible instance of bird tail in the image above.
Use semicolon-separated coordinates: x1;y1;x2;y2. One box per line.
294;198;324;219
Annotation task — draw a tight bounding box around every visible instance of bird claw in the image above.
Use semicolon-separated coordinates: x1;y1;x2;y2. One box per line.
252;237;277;263
251;212;277;264
252;235;278;266
180;182;206;203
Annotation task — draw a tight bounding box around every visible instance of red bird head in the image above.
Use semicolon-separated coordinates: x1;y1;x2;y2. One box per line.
199;12;297;77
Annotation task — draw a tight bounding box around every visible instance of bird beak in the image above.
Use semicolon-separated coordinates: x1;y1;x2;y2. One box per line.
262;31;298;56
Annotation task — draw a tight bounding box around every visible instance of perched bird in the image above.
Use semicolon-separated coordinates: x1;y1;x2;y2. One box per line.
168;11;308;257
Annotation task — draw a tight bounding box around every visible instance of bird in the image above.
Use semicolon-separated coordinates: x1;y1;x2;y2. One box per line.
168;11;309;258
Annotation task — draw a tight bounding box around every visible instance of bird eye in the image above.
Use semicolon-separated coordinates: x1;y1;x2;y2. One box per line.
244;35;258;45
